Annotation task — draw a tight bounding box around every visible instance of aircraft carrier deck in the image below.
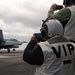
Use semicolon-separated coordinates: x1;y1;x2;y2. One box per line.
0;50;36;75
0;50;75;75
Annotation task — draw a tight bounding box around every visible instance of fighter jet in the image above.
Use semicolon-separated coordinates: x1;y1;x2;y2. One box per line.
0;30;27;53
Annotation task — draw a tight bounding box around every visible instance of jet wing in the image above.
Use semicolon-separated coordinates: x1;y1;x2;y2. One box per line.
2;40;22;46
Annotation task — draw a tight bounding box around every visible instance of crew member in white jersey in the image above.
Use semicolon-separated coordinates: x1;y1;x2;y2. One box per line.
23;19;75;75
47;0;75;43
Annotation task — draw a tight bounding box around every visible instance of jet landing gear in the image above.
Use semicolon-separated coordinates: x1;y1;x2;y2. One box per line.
7;48;16;53
13;49;15;51
7;49;10;53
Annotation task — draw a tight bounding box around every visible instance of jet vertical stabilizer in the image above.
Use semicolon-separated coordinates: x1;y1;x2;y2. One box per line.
0;30;4;44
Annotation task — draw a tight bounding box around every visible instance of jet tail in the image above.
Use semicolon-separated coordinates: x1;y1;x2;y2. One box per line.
0;30;4;44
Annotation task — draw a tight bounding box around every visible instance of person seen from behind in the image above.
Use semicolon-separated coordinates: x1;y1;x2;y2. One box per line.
23;19;75;75
47;0;75;43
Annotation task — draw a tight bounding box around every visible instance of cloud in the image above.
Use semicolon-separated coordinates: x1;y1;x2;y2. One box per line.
0;0;63;50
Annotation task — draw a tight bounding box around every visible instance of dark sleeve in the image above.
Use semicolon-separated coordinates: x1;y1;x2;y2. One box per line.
23;40;44;65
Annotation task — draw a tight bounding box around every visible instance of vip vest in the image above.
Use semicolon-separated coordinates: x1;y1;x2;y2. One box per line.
35;36;75;75
64;6;75;42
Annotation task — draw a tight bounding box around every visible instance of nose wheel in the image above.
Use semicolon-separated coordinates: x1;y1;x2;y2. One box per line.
13;49;15;51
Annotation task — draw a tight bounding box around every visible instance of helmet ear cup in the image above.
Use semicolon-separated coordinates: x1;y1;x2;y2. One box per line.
40;24;48;39
63;0;75;5
40;28;47;39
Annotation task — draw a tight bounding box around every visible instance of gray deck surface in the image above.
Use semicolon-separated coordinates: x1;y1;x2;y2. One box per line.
0;50;75;75
0;50;36;75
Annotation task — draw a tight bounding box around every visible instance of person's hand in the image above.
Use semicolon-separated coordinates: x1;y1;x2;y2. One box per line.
31;34;37;41
50;3;58;11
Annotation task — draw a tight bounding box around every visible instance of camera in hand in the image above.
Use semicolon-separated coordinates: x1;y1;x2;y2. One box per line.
56;5;63;10
34;33;44;42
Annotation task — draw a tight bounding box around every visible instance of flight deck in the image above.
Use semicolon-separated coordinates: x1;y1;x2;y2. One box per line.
0;50;36;75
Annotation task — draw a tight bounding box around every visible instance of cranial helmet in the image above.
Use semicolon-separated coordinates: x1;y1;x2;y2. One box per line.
41;19;63;38
63;0;75;5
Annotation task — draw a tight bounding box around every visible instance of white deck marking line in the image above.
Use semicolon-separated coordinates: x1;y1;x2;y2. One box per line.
0;56;11;58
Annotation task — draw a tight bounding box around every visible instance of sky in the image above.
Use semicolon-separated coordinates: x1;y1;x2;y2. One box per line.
0;0;63;50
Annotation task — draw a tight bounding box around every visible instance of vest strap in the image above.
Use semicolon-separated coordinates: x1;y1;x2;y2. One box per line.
48;36;69;44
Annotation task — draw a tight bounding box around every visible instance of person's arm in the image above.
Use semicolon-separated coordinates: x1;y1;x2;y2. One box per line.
47;9;54;18
23;35;44;65
48;8;71;22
